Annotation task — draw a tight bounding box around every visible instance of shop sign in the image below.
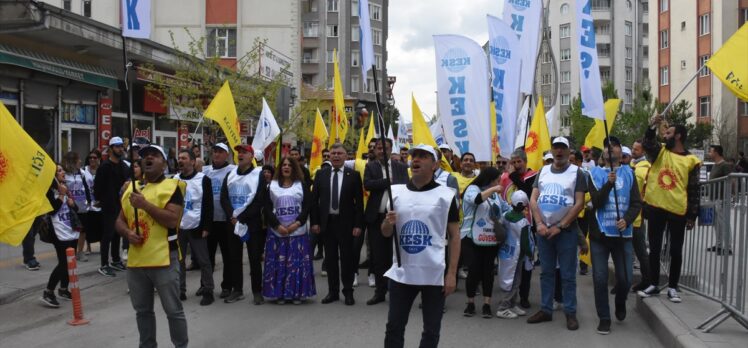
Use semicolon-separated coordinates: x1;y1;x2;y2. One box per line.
98;97;113;149
178;123;190;149
134;127;151;139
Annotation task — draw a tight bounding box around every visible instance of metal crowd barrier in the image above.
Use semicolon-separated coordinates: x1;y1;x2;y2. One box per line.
658;173;748;332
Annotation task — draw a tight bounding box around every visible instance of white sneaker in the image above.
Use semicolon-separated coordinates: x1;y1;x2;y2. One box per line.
511;306;527;316
353;273;359;287
368;273;376;287
321;270;328;277
637;285;659;298
122;249;128;262
667;288;682;303
458;269;468;279
496;308;518;319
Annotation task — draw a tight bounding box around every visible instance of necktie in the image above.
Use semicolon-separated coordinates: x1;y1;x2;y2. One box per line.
332;169;339;210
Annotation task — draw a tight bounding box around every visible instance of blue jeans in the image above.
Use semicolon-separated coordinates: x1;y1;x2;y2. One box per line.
384;280;444;348
538;226;578;315
591;238;633;320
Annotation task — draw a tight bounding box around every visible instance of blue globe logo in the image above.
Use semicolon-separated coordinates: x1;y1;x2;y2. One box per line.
400;220;432;254
510;0;531;12
442;48;470;73
490;36;512;66
476;218;486;227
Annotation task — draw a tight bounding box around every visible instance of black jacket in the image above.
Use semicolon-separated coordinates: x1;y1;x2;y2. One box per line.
93;159;128;213
310;166;364;232
363;160;409;223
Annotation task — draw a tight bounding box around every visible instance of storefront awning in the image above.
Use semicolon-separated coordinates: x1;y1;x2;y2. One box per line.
0;44;118;90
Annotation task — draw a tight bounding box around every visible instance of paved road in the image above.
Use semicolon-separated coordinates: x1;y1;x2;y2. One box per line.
0;258;662;348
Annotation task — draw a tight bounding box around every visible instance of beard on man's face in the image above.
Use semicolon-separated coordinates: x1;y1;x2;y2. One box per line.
665;137;676;150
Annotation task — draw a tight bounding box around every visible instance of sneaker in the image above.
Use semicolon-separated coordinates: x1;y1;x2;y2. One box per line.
353;273;359;287
637;285;659;298
110;261;126;272
615;302;627;321
458;269;468;279
631;282;648;292
224;291;245;303
481;304;492;318
496;308;518;319
512;306;527;316
98;266;116;277
321;270;328;277
196;287;205;297
253;293;264;305
463;303;476;317
25;260;40;271
219;289;231;299
122;249;128;261
596;319;611;335
667;288;682;303
368;273;376;287
292;299;302;305
277;299;286;305
76;252;88;262
57;288;72;301
41;290;60;308
200;293;214;306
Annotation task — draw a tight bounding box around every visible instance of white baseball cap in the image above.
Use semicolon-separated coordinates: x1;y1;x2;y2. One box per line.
543;152;554;161
138;144;167;159
552;136;570;148
438;144;452;151
622;146;632;157
212;143;230;153
511;190;530;208
109;136;124;146
409;143;438;160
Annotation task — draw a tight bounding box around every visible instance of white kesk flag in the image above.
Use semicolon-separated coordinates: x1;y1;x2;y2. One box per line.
397;115;409;149
545;105;557;135
433;35;492;161
488;15;522;158
359;0;375;88
121;0;152;39
502;0;542;94
576;0;605;119
514;96;530;150
251;98;281;152
386;126;399;153
429;117;447;147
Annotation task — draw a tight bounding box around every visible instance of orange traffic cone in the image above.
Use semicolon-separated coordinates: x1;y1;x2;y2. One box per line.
66;247;90;326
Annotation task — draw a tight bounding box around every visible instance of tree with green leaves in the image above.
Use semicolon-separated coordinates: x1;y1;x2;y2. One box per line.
658;99;714;150
614;84;656;146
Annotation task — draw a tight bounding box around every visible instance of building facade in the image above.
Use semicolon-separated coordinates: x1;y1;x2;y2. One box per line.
648;0;748;156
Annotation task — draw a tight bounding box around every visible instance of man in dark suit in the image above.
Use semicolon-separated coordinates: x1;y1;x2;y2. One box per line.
364;138;410;305
311;143;364;305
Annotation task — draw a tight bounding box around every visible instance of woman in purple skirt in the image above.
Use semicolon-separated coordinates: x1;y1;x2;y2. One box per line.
262;157;316;304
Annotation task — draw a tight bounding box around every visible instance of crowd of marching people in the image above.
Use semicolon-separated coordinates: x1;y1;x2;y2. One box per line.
22;112;748;347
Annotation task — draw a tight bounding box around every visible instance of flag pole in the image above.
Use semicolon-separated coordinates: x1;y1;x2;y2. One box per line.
121;35;141;235
602;119;621;233
522;95;533;148
371;66;402;267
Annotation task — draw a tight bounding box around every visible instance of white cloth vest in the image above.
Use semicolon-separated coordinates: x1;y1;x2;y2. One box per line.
82;167;100;212
51;191;79;241
537;164;579;226
64;171;88;214
226;167;261;239
203;164;236;221
384;184;455;286
268;180;308;237
175;172;205;230
470;194;501;246
497;215;529;291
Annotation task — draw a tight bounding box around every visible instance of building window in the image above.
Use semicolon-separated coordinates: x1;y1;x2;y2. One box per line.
542;48;551;63
561;116;571;128
303;22;319;37
327;49;335;63
660;0;668;12
660;30;669;49
542;74;551;85
303;49;317;63
626;89;633;105
83;0;91;17
643;46;649;58
63;0;71;11
372;28;382;45
699;55;710;76
351;50;360;67
627;0;633;10
626;68;632;81
561;71;571;83
560;24;571;38
592;0;611;10
543;28;552;40
626;47;633;59
326;78;334;90
351;76;360;93
625;21;633;36
595;22;610;35
352;25;360;41
699;96;711;117
597;44;611;58
375;53;382;70
560;49;571;61
660;66;669;86
304;0;318;12
740;101;748;116
207;28;237;58
742;8;748;25
366;77;374;93
699;14;710;36
327;0;338;12
561;94;571;105
600;68;611;82
643;1;649;13
370;3;382;21
327;25;339;37
560;3;570;14
352;0;358;16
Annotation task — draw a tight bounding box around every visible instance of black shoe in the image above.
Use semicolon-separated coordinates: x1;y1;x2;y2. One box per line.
566;314;579;331
610;287;617;295
631;282;648;292
180;292;187;301
526;311;552;323
717;248;734;256
358;259;370;269
481;304;492;318
195;287;204;297
463;303;476;317
25;260;41;271
706;245;718;252
520;298;531;309
110;261;126;272
321;293;339;304
366;294;386;305
596;319;611;335
344;294;355;305
615;302;626;321
98;266;116;277
224;291;245;303
219;289;231;299
200;293;214;306
579;265;588;276
57;288;72;301
41;290;60;308
253;293;264;305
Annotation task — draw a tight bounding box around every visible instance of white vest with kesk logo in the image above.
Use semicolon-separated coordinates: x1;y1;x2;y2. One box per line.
470;194;501;246
226;167;262;215
64;172;89;214
203;163;236;221
537;164;579;226
51;191;79;241
268;180;308;237
384;183;455;286
175;172;205;230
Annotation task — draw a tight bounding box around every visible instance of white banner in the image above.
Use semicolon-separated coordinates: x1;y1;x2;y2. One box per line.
121;0;151;39
397;114;410;149
251;98;281;152
502;0;542;94
488;15;522;158
429;117;447;146
545;105;557;135
513;96;530;150
359;0;375;87
576;0;605;119
433;35;492;161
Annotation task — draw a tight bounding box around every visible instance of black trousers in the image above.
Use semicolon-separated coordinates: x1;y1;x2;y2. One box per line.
208;221;232;291
368;213;393;296
466;242;499;298
226;228;266;294
323;215;355;295
22;225;37;264
519;230;536;302
47;239;77;291
647;207;687;289
633;225;651;285
384;280;444;348
100;210;122;267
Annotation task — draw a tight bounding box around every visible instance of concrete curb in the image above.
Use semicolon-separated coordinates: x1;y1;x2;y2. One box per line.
636;296;708;348
0;267;103;305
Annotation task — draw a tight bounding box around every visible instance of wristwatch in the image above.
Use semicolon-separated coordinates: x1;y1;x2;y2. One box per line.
558;221;569;229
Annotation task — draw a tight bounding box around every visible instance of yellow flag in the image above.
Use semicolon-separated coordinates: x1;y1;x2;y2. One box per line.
0;102;56;246
204;81;241;163
412;95;452;171
309;109;329;175
584;99;622;150
329;49;349;146
706;23;748;101
525;98;551;172
356;114;376;160
490;101;500;162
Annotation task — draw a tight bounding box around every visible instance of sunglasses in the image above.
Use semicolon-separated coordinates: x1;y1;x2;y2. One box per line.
497;161;507;165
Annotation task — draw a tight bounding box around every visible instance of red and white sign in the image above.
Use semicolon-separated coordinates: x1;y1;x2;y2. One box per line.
134;127;151;139
178;123;190;149
98;97;112;150
239;121;251;136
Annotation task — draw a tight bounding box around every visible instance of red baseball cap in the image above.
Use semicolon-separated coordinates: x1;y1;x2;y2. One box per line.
581;145;591;152
233;144;254;153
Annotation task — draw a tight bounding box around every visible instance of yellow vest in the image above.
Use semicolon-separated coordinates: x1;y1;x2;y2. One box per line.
633;159;651;227
644;148;700;216
121;178;186;268
454;173;476;196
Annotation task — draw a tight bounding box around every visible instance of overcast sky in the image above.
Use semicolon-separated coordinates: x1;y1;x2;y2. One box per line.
388;0;504;123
